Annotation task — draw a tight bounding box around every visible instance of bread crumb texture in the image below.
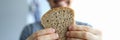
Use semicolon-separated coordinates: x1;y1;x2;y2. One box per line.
41;7;74;40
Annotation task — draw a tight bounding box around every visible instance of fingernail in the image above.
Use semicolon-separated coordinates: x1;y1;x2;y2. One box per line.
56;33;59;38
50;28;55;32
51;33;59;39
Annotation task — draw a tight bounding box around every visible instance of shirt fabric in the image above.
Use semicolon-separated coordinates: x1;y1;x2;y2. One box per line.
20;21;91;40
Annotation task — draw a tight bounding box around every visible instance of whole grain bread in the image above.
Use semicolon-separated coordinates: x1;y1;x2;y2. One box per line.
41;7;74;40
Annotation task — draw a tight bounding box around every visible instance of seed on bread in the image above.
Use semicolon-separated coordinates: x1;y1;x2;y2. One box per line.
41;7;74;40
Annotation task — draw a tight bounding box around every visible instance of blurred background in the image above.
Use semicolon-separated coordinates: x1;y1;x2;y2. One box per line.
0;0;120;40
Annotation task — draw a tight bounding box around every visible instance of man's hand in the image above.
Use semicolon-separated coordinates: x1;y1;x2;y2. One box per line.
66;25;102;40
26;28;59;40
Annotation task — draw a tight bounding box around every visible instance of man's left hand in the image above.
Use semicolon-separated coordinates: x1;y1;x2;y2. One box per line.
66;25;102;40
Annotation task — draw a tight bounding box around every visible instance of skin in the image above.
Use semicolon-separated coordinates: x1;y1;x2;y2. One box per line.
27;0;102;40
26;28;59;40
67;25;102;40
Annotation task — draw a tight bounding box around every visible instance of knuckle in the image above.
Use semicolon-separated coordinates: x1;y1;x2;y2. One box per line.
34;35;39;40
42;29;49;33
81;31;87;39
69;31;73;36
34;36;39;40
34;32;39;37
96;30;102;35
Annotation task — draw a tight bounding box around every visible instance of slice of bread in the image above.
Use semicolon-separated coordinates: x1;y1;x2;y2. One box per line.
41;7;74;40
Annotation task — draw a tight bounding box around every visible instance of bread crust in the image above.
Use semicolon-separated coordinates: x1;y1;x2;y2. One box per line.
41;7;74;40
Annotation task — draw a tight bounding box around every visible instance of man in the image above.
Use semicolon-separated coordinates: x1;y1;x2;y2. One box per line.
20;0;102;40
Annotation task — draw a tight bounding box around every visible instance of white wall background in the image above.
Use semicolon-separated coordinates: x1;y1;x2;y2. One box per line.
0;0;28;40
71;0;120;40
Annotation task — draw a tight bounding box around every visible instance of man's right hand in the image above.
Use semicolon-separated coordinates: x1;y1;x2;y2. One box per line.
26;28;59;40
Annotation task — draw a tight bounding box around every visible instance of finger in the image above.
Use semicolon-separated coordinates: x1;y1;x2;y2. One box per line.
66;31;86;39
66;31;101;40
85;32;101;40
36;33;59;40
69;25;90;31
88;29;102;36
34;28;55;37
67;38;85;40
69;25;102;36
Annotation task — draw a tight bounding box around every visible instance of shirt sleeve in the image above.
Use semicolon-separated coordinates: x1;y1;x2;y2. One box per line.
20;25;33;40
76;21;92;27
